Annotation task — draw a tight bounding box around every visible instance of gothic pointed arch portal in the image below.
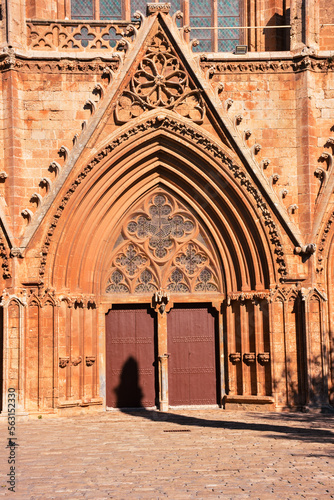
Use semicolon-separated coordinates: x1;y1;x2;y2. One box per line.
104;186;272;410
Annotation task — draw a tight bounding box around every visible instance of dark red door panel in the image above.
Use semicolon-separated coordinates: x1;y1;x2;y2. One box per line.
168;305;218;405
106;306;156;408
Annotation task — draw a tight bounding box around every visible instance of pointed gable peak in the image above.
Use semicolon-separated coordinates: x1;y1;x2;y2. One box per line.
115;15;206;125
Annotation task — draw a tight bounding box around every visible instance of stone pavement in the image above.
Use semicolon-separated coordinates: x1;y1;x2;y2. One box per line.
0;409;333;499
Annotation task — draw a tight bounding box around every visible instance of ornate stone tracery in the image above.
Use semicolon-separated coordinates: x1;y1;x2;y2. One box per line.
105;191;221;295
115;30;205;124
126;194;195;259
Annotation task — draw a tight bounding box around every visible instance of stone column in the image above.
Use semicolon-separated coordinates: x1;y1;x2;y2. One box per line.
158;354;169;412
157;309;169;411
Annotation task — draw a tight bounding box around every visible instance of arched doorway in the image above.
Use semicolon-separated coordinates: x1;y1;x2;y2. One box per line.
104;189;224;408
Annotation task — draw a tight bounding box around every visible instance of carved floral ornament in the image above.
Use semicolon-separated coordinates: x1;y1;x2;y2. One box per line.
115;30;205;124
105;192;220;295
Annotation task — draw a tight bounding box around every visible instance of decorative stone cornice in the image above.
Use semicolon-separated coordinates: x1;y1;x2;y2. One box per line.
147;3;171;14
227;290;270;304
0;54;120;74
200;55;334;74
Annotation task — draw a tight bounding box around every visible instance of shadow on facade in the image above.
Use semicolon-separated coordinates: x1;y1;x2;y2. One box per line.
114;356;143;408
264;10;290;51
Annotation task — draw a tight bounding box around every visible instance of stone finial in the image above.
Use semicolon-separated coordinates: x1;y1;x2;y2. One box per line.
270;174;280;186
294;244;316;256
261;158;270;169
84;98;96;114
253;143;262;154
102;67;114;84
21;209;33;222
235;114;243;125
314;166;327;182
30;192;43;206
206;66;215;78
190;39;199;50
123;24;138;40
59;145;69;160
172;10;183;23
49;161;61;176
40;177;52;193
225;98;233;110
288;204;298;214
133;10;145;24
93;83;104;99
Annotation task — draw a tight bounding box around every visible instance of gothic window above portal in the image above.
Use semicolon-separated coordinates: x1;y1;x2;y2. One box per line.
104;191;222;295
71;0;241;52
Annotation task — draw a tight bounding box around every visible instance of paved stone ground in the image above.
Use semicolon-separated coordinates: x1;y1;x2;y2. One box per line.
0;409;333;499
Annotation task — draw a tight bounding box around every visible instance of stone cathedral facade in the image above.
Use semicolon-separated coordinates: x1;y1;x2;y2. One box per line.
0;0;334;416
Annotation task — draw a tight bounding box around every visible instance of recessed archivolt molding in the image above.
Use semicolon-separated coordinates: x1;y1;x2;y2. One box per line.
35;115;288;282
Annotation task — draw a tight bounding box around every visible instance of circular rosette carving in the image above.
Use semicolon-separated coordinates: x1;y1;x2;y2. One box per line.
105;270;129;294
132;52;188;108
134;269;158;293
115;92;145;124
166;268;190;293
194;268;219;292
174;91;205;123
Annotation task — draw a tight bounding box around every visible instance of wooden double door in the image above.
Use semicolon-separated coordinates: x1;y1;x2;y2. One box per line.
105;304;219;408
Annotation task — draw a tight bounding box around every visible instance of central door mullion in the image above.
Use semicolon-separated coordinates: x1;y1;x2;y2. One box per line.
157;310;169;411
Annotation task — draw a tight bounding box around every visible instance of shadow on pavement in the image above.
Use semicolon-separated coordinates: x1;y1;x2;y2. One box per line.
119;407;334;449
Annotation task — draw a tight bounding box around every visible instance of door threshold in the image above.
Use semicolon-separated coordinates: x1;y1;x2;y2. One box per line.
106;406;157;412
168;405;220;410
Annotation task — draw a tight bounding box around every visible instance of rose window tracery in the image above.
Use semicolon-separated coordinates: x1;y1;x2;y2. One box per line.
105;192;221;295
127;195;195;259
133;52;187;107
115;30;205;124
